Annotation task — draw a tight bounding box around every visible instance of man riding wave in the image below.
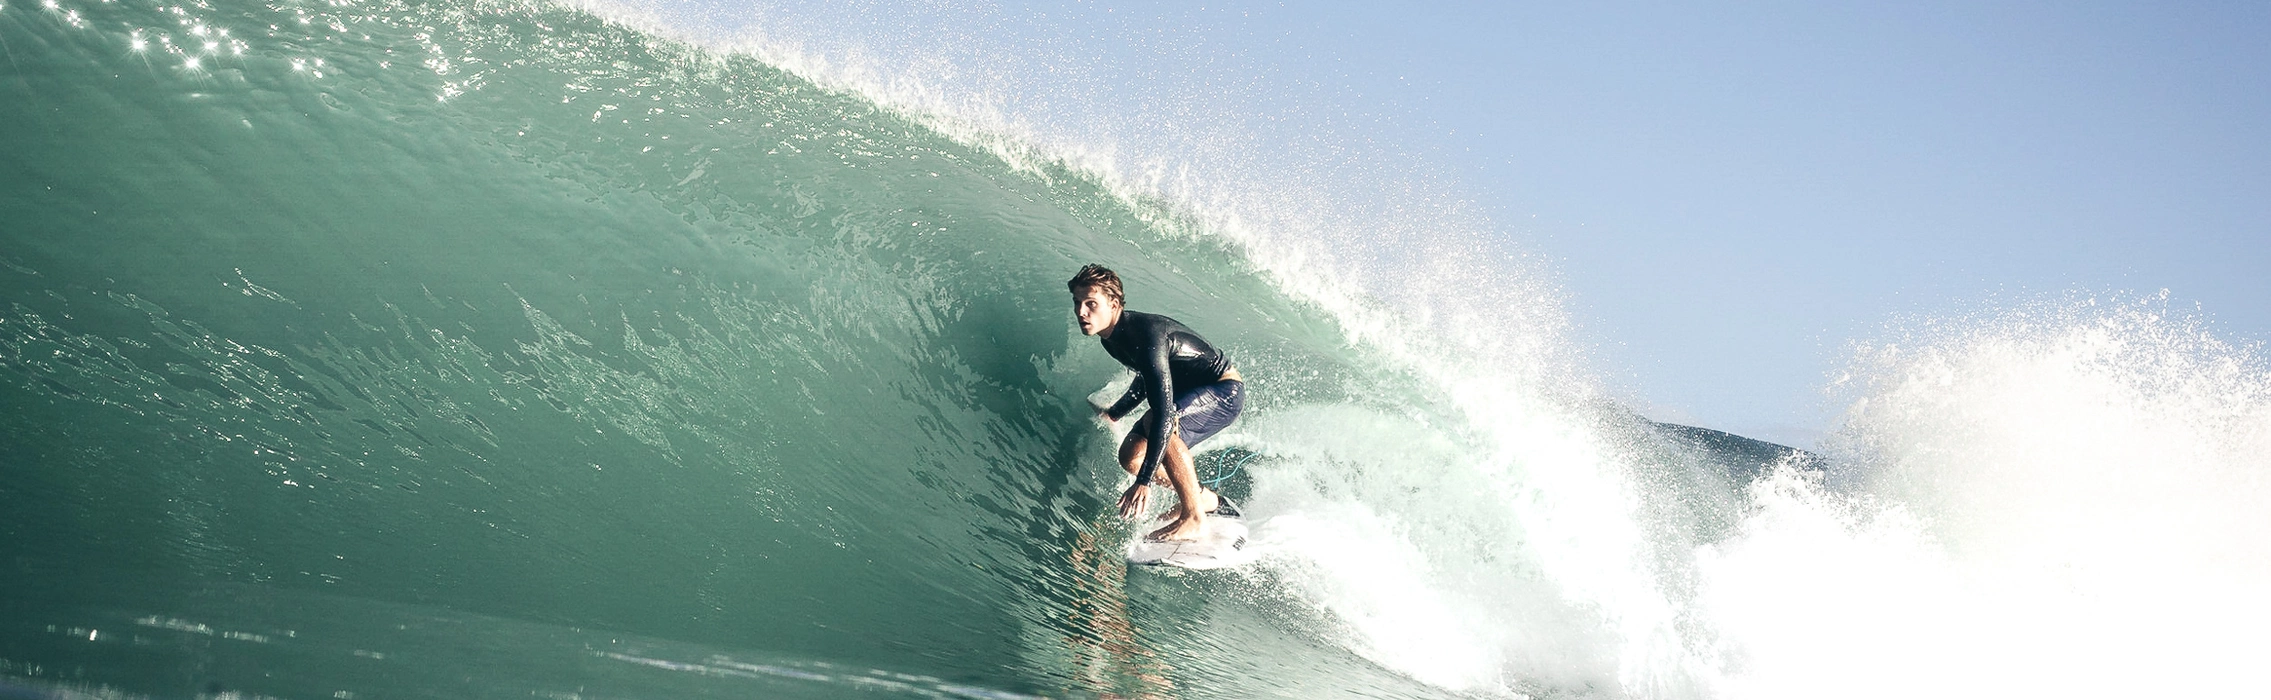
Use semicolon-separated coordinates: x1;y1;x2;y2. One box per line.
1069;264;1245;541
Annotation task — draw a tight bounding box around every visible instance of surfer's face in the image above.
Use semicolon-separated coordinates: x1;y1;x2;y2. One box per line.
1072;287;1121;337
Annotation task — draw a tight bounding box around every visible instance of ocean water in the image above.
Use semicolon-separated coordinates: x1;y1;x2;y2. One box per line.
4;0;2268;698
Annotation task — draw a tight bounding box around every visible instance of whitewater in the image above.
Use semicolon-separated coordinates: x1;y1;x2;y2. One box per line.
3;0;2268;698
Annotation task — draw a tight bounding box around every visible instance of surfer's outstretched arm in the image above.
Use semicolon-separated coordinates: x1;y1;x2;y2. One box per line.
1118;341;1180;519
1130;343;1176;488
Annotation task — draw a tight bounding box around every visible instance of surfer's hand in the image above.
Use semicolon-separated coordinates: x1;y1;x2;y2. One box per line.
1117;484;1149;519
1096;409;1114;424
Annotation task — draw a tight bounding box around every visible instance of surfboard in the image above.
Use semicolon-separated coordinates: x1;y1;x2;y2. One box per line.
1125;501;1250;570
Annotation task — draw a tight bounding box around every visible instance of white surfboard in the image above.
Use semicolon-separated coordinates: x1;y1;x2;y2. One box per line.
1126;510;1250;570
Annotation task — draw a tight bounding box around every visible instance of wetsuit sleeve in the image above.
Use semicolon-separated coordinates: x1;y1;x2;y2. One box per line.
1132;341;1176;487
1104;378;1145;421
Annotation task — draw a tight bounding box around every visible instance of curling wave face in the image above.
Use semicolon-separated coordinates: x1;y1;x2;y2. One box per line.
6;0;2269;698
0;0;1511;695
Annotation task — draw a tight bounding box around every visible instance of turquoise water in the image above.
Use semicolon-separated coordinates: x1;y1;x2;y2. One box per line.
20;0;2265;698
0;0;1521;696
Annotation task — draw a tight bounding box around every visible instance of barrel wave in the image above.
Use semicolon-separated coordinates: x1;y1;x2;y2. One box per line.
9;0;2271;698
0;0;1498;695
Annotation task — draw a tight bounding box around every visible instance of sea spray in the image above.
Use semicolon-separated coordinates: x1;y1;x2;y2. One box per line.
1700;296;2271;699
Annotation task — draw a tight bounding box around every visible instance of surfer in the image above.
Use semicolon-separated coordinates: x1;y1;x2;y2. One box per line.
1069;264;1245;542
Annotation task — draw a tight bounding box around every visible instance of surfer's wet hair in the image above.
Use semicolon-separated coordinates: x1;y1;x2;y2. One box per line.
1068;264;1124;305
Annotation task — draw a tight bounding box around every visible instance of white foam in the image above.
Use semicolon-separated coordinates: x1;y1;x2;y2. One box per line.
1233;401;1684;695
1700;297;2271;699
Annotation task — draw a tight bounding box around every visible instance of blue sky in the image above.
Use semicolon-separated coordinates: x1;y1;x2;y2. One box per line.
647;0;2271;446
1342;2;2271;443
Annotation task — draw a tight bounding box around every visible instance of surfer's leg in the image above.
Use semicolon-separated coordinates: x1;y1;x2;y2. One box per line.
1147;380;1242;522
1147;434;1210;541
1150;433;1218;520
1115;423;1163;484
1120;412;1218;527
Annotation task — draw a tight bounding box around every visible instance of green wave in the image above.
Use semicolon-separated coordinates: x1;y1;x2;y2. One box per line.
0;0;1449;696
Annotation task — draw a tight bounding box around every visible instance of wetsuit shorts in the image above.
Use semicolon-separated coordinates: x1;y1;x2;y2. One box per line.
1138;379;1245;448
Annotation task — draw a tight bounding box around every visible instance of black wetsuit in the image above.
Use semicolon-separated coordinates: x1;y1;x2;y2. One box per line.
1099;310;1236;486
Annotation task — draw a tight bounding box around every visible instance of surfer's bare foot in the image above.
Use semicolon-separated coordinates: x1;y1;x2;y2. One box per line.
1147;511;1206;541
1156;489;1219;521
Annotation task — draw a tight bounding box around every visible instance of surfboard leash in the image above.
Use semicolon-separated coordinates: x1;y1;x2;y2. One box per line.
1201;450;1257;488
